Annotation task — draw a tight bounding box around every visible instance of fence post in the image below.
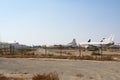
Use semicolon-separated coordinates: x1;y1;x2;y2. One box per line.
100;44;103;60
44;45;47;56
10;44;14;55
79;45;82;57
60;45;63;56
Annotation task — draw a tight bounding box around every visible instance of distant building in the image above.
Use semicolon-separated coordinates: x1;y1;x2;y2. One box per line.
10;42;30;50
0;42;10;49
0;42;30;50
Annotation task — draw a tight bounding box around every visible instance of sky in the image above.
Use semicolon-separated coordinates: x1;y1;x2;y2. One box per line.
0;0;120;46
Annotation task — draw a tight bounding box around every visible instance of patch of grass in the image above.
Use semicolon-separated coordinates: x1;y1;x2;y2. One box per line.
91;51;101;56
89;76;94;79
47;54;54;57
76;73;84;78
32;72;59;80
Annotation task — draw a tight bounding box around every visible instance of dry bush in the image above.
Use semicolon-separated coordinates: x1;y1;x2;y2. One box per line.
0;52;117;61
32;72;59;80
0;74;8;80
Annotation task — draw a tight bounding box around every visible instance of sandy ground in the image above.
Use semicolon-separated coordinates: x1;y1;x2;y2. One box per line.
0;58;120;80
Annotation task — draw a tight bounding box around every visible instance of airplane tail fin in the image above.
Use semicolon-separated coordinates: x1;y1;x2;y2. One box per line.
88;39;91;42
68;39;77;47
102;34;114;43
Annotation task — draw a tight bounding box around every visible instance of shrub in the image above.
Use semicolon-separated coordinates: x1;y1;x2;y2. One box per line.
0;74;8;80
32;72;59;80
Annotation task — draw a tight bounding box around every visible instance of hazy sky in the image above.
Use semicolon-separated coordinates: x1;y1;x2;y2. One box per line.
0;0;120;45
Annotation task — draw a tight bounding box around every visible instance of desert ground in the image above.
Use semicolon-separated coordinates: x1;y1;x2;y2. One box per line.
0;58;120;80
0;48;120;80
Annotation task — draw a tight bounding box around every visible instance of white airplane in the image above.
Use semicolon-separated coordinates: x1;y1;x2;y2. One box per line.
52;39;77;48
79;34;114;48
65;38;77;47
